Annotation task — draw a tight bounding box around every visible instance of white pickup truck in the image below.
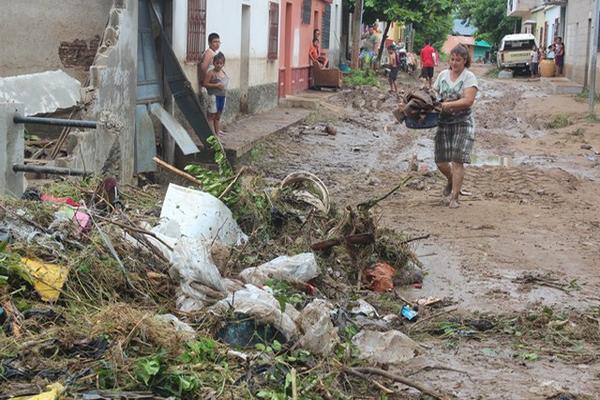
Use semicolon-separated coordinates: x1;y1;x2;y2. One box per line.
497;33;537;70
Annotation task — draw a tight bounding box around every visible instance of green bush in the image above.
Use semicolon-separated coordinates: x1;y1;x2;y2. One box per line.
545;113;572;129
343;69;379;87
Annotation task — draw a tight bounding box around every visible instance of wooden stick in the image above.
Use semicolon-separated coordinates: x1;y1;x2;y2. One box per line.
219;166;247;200
95;215;174;251
291;368;298;400
153;156;203;187
346;366;447;400
343;367;395;394
357;175;412;211
401;233;431;245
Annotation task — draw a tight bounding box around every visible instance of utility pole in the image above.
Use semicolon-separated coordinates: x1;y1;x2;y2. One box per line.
351;0;364;69
589;0;600;115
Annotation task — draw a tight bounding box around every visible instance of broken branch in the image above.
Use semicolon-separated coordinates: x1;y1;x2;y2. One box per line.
344;366;447;400
357;176;412;211
153;156;203;187
219;166;247;200
401;233;431;245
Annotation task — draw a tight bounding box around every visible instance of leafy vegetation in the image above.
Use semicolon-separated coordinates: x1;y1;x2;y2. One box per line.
185;135;239;207
545;113;572;129
343;68;380;87
457;0;519;45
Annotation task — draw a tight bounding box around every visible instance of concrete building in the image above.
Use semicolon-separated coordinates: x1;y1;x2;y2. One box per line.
278;0;341;96
564;0;599;90
0;0;113;82
507;0;600;92
172;0;281;118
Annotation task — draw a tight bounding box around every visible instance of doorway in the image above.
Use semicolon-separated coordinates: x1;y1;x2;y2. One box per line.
240;4;251;113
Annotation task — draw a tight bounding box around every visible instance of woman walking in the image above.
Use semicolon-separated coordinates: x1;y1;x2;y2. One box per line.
433;44;479;208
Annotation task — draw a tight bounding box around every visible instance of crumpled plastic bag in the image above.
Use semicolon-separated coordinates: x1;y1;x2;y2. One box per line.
296;299;339;356
169;237;229;312
158;184;247;246
352;329;421;364
362;262;395;292
19;258;69;302
210;284;298;340
154;314;196;341
240;253;319;286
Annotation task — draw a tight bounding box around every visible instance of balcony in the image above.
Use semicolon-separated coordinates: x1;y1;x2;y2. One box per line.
506;0;537;17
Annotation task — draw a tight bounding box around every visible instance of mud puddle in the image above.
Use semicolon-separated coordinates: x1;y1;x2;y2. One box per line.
396;241;596;313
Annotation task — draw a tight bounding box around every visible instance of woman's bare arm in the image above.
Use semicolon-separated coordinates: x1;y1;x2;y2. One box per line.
442;87;478;112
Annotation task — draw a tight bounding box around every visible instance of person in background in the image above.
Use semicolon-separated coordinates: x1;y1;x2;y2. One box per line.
420;40;436;88
554;36;565;76
397;44;408;72
309;38;328;68
199;33;221;89
433;44;479;209
313;29;329;68
203;52;229;137
546;45;555;60
360;25;379;69
386;45;399;93
530;45;539;78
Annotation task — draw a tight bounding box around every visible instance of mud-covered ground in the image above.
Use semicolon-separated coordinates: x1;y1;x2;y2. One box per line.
250;66;600;399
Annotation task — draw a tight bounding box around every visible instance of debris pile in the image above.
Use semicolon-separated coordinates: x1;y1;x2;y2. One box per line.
393;88;442;123
0;162;446;399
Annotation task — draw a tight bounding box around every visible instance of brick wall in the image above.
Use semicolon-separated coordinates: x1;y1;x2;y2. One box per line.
58;35;102;69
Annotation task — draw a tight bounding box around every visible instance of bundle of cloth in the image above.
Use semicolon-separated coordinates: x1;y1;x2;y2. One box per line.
393;87;442;123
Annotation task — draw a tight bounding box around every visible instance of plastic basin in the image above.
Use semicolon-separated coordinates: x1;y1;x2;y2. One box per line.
405;112;439;129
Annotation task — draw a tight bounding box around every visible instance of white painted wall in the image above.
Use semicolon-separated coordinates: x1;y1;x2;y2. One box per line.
545;6;561;47
328;0;343;67
173;0;280;90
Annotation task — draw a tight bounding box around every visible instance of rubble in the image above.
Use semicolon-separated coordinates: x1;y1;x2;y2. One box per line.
0;138;429;398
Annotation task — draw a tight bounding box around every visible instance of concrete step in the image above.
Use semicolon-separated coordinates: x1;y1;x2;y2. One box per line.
219;107;311;162
541;77;584;95
280;95;319;110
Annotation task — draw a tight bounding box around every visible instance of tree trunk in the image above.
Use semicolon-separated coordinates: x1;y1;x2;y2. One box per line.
351;0;364;69
376;21;391;65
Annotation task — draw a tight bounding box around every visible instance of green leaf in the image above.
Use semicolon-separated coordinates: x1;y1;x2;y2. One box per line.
135;357;161;386
272;340;282;352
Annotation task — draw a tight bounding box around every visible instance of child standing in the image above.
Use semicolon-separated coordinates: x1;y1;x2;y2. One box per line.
387;45;399;93
203;52;229;136
530;45;539;78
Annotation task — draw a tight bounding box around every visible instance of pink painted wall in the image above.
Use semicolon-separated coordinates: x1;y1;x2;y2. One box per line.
278;0;332;96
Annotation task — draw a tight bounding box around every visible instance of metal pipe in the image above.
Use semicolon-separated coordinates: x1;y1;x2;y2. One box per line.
13;115;97;129
12;164;90;177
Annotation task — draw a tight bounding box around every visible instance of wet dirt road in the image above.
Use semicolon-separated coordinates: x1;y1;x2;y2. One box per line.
252;68;600;399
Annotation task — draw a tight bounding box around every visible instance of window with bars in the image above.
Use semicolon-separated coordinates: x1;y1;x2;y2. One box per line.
321;5;331;49
187;0;207;63
268;2;279;60
302;0;311;24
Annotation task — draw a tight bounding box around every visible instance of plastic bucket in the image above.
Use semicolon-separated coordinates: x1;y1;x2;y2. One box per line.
405;112;440;129
539;59;555;77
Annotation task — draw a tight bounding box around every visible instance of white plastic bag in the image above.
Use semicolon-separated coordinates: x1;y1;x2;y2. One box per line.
210;284;299;340
240;253;319;285
159;184;247;246
296;299;339;356
170;237;228;312
352;330;421;364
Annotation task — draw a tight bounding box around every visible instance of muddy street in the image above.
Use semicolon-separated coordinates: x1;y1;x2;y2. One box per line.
252;68;600;399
